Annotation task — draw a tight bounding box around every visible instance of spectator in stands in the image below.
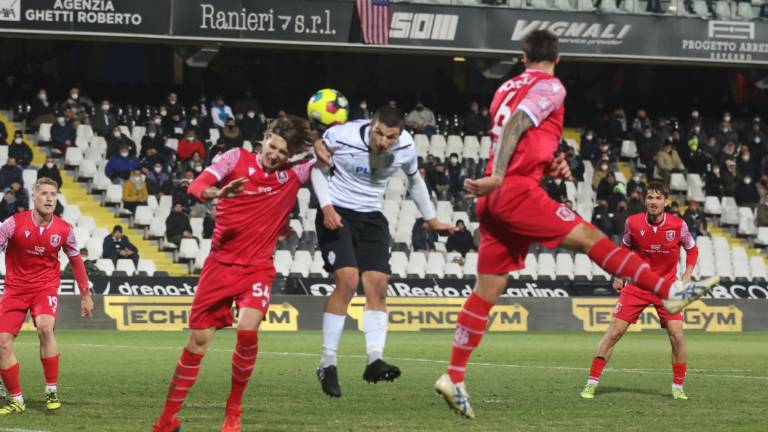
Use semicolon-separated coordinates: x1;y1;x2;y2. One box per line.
147;113;164;135
446;153;464;201
105;144;141;182
166;203;194;247
680;136;708;175
686;121;707;146
654;140;685;184
609;182;627;212
746;120;766;156
219;117;241;149
611;201;628;240
591;200;613;236
735;175;760;207
705;165;724;197
637;126;660;175
478;106;491;135
145;162;173;197
37;157;63;189
597;171;616;201
107;126;136;158
239;108;266;143
165;92;182;118
683;200;708;239
168;112;187;139
350;99;371;121
122;169;149;214
718;141;738;166
0;120;7;145
737;145;755;179
177;129;206;162
605;108;627;145
62;249;104;277
545;177;567;203
756;194;768;227
157;106;175;137
140;126;171;163
140;146;168;172
669;201;682;218
464;101;485;136
206;138;228;165
51;115;76;154
92;99;116;137
203;204;216;239
0;189;19;221
565;146;585;182
189;159;205;177
412;218;437;252
715;116;739;148
103;225;139;265
591;160;611;191
64;86;94;113
627;189;644;215
186;115;209;142
447;220;474;257
9;180;28;212
632;109;652;134
28;88;55;127
0;157;23;190
405;100;437;137
173;171;205;216
580;130;600;162
564;199;574;210
428;162;449;200
758;175;768;202
211;96;234;129
9;132;32;168
627;173;646;196
722;159;739;196
701;135;721;161
598;140;618;163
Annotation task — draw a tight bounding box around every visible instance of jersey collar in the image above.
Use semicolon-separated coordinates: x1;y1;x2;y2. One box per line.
30;210;54;230
644;212;666;230
359;123;371;152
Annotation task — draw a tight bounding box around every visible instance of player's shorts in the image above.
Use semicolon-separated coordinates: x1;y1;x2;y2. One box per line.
316;206;391;274
477;178;583;274
189;258;276;330
0;287;60;336
613;284;682;327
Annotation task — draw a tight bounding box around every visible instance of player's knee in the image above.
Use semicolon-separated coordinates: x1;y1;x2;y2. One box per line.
36;323;55;340
0;335;13;355
187;332;211;353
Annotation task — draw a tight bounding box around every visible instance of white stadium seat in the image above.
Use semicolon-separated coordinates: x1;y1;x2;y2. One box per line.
407;252;427;278
178;238;200;261
137;259;156;276
65;147;84;167
116;259;137;276
133;206;154;227
289;251;312;277
38;123;52;142
77;216;96;233
105;184;123;206
574;253;592;280
518;253;538;279
463;252;478;277
95;259;115;276
86;237;103;260
756;227;768;247
669;173;687;193
274;250;292;276
750;257;767;280
704;196;722;216
555;253;574;280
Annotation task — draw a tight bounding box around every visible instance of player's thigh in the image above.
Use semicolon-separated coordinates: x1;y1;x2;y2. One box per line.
354;212;391;275
0;292;33;337
613;287;650;325
190;261;242;330
31;290;60;325
655;301;683;330
316;210;358;272
236;307;265;331
235;269;275;323
476;217;530;275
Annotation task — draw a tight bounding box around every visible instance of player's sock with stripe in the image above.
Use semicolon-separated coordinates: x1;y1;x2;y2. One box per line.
363;310;388;364
320;313;346;368
588;356;607;385
41;354;60;392
672;362;686;389
160;348;204;422
447;292;494;384
588;238;674;299
226;330;258;409
0;362;23;404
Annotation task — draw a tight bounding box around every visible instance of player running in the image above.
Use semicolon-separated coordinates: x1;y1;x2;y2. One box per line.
152;116;314;432
311;106;454;397
434;30;718;419
0;177;93;415
580;182;698;400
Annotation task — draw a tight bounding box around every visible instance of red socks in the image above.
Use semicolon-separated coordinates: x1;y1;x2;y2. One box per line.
227;330;259;409
41;354;60;387
589;356;607;382
447;293;494;384
0;362;21;398
161;348;204;421
588;238;673;299
673;362;686;386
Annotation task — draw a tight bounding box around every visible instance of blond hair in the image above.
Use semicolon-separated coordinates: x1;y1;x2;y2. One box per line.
33;177;59;193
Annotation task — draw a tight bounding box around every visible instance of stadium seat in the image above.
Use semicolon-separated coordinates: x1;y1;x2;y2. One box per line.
158;195;173;219
274;250;292;276
105;184;123;206
77;124;93;140
86;237;103;260
74;227;91;249
599;0;621;12
463;252;478;277
77;216;96;233
290;219;303;239
720;198;739;226
289;251;312;277
78;159;97;180
444;262;463;278
686;173;705;202
755;227;768;247
62;205;82;225
243;141;253;152
732;247;750;280
137;259;156;276
95;259;115;276
436;201;453;222
704;196;722;216
0;253;5;275
38;123;52;142
430;135;447;155
165;138;179;152
75;136;89;150
555;253;574;280
518;253;538;279
304;209;317;233
554;0;575;10
577;0;596;11
574;253;592;280
310;251;329;277
190;217;204;239
116;259;137;276
591;261;610;281
65;147;84;168
414;134;430;158
669;173;687;193
714;1;731;18
750;256;767;281
209;128;220;144
692;0;710;18
407;252;427;278
738;211;757;237
147;217;166;240
133;205;154;228
0;146;7;165
178;238;200;261
736;1;755;19
23;169;37;187
131;126;146;144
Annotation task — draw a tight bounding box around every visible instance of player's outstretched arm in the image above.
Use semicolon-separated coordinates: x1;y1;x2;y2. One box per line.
313;138;334;168
465;110;533;196
311;166;343;230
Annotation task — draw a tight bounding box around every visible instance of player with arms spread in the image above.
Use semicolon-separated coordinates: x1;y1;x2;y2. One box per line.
0;177;93;416
152;116;314;432
580;182;698;400
434;30;718;419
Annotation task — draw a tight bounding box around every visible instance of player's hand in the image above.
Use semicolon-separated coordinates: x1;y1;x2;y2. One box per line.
464;175;502;196
313;139;333;168
322;205;343;230
547;153;573;181
217;177;248;199
81;295;94;319
426;218;457;235
612;277;624;293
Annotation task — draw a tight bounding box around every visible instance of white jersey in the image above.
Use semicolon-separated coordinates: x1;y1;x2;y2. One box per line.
323;120;418;213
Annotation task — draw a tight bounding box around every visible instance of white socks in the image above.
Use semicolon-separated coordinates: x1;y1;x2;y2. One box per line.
46;384;57;393
587;379;599;386
672;383;684;390
320;312;346;368
363;310;388;365
11;395;23;404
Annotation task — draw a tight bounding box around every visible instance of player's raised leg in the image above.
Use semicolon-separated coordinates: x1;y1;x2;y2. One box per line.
0;331;24;415
580;317;631;399
221;307;263;432
666;320;688;400
317;266;358;398
35;313;62;410
361;271;400;384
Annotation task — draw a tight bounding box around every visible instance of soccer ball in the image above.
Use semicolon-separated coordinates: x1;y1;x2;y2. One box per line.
307;88;349;126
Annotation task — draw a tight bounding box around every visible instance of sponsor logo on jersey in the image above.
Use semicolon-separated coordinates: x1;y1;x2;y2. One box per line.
510;20;631;44
572;299;742;332
24;230;30;238
666;230;676;241
390;12;459;41
348;298;528;331
556;206;576;222
248;167;256;177
276;170;289;184
650;244;661;251
640;229;645;237
50;234;61;247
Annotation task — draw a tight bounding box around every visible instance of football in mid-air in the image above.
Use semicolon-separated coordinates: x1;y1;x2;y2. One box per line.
307;88;349;126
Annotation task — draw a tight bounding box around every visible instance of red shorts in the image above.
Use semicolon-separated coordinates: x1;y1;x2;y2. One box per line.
189;258;275;330
477;179;583;274
613;285;682;327
0;287;59;336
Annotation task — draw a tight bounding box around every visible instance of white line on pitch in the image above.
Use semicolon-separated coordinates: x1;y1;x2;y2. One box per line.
0;428;51;432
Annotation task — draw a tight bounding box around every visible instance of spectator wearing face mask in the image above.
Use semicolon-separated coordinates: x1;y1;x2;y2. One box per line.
185;115;209;142
735;175;760;207
156;105;176;137
0;157;23;190
105;144;141;182
701;136;721;161
51;115;76;154
64;86;94;113
122;169;149;214
565;146;584;182
446;153;464;201
107;126;136;158
632;109;652;133
8;180;29;212
463;101;485;136
745;120;766;164
636;126;660;175
92;99;116;137
8;132;33;168
721;159;739;197
580;130;600;162
597;171;617;202
592;161;611;191
715;114;739;147
405;100;437;138
447;219;474;257
591;200;614;236
184;153;205;175
177;130;206;162
37;157;63;189
211;96;234;129
545;176;567;202
140;126;170;163
683;200;708;239
686;121;707;147
736;145;755;180
605;108;627;144
145;163;173;197
147;113;165;134
165;92;183;118
28;88;55;127
654;140;685;184
705;165;724;198
717;141;738;167
239;108;266;143
221;118;242;149
0;188;19;221
680;135;708;175
350;99;372;121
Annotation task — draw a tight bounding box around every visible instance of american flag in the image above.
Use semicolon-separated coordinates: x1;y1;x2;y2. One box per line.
357;0;391;45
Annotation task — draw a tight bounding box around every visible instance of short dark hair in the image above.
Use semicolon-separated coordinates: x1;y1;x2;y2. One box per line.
372;106;404;130
523;30;559;63
113;225;123;233
646;181;669;197
267;114;311;155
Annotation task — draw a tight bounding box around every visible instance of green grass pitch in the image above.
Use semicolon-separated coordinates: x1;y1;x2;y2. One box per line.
1;330;766;431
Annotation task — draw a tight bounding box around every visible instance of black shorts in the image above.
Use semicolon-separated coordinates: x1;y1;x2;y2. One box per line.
316;206;391;274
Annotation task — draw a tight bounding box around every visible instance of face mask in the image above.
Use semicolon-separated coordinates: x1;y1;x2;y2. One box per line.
554;178;562;185
586;134;594;140
692;111;699;118
160;110;167;116
113;132;121;138
722;127;730;133
190;119;198;126
724;115;731;122
742;155;750;161
632;175;640;182
600;164;609;171
120;152;129;158
450;157;458;164
693;127;700;133
38;93;46;100
247;112;255;119
745;178;752;184
102;104;110;111
360;103;367;110
46;162;54;169
754;137;761;143
154;118;162;125
713;169;720;175
13;138;22;144
154;167;162;174
643;131;652;139
194;166;203;173
57;117;65;125
70;92;78;99
600;145;609;152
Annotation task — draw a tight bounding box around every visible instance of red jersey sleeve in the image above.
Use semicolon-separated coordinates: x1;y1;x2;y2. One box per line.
680;221;699;267
62;225;80;257
517;78;566;127
0;216;15;251
205;148;241;182
290;157;316;184
621;218;632;248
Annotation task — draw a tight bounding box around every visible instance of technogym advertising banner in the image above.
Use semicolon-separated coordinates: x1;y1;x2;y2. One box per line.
16;296;765;332
1;0;767;65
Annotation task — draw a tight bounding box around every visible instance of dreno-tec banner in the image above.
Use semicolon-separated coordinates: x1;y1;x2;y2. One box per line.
1;1;767;65
14;296;767;332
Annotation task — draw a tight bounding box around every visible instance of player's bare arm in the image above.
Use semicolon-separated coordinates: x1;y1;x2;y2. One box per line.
310;165;343;230
313;138;334;167
199;177;248;200
465;110;533;196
